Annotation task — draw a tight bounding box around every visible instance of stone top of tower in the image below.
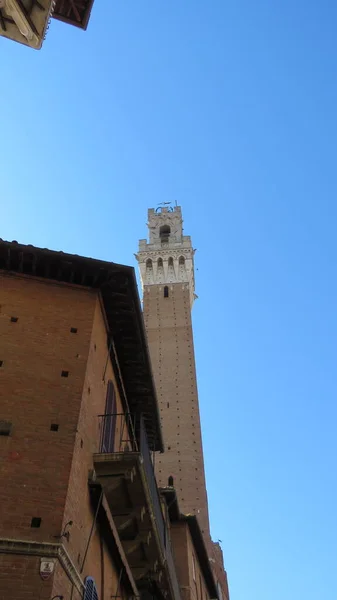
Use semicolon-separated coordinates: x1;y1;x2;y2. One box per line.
139;205;192;249
136;205;196;307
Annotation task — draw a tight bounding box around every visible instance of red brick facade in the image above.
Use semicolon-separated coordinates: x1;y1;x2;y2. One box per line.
171;523;211;600
0;233;228;600
138;206;230;600
0;273;132;600
143;283;210;539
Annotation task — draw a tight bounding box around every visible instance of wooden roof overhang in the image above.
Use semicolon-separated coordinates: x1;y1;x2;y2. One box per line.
53;0;95;29
0;239;163;452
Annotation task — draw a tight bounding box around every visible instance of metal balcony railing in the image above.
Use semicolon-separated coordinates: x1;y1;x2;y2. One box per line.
98;412;137;454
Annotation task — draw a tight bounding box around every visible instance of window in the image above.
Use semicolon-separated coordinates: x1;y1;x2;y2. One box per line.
192;554;196;581
84;577;99;600
100;380;116;453
31;517;41;528
160;224;170;243
179;256;185;265
158;258;163;267
164;286;169;298
168;475;174;486
0;421;12;436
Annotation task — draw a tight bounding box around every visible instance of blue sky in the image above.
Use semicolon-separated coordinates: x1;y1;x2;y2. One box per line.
2;2;337;599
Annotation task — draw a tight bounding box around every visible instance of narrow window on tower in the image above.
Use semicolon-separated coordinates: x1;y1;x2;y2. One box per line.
160;224;170;243
164;286;169;298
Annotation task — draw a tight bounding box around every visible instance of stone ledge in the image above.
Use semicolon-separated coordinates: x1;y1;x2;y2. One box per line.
0;537;84;593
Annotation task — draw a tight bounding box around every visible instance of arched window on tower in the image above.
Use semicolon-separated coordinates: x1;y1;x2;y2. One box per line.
164;286;169;298
179;256;185;265
168;257;174;267
146;258;152;268
158;258;163;267
160;225;171;243
168;475;174;487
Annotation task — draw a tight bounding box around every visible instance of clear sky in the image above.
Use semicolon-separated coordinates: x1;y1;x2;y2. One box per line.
1;2;337;599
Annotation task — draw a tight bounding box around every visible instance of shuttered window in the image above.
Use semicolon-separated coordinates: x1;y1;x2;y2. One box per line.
84;576;99;600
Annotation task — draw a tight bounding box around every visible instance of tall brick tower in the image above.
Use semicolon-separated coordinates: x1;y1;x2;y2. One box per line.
137;205;230;600
137;205;210;539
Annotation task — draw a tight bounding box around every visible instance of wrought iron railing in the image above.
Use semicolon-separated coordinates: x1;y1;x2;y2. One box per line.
98;412;137;454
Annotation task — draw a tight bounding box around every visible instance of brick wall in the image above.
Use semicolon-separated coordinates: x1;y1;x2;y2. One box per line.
55;297;129;599
0;273;95;542
171;522;212;600
0;273;130;600
0;555;54;600
143;283;210;538
210;542;230;600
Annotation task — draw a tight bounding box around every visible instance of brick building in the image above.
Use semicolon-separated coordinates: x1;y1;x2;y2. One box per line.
137;206;230;600
0;0;95;49
0;239;218;600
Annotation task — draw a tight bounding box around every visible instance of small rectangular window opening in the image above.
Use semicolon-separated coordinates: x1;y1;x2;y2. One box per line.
10;317;18;323
61;370;69;378
50;424;59;431
31;517;41;528
164;286;169;298
0;421;12;436
70;327;78;334
0;360;3;367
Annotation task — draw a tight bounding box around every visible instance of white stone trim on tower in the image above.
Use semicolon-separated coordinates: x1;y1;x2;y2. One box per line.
136;206;196;307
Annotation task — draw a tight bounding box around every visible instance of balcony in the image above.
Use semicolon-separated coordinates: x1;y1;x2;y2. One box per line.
91;414;181;600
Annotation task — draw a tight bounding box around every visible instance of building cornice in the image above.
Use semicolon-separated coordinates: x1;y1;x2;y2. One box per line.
0;538;84;593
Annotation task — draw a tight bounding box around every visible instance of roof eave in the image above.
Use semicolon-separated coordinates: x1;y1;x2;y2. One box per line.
0;239;163;451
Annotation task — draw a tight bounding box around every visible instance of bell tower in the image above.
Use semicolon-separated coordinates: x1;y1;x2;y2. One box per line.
137;205;210;538
138;205;196;306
